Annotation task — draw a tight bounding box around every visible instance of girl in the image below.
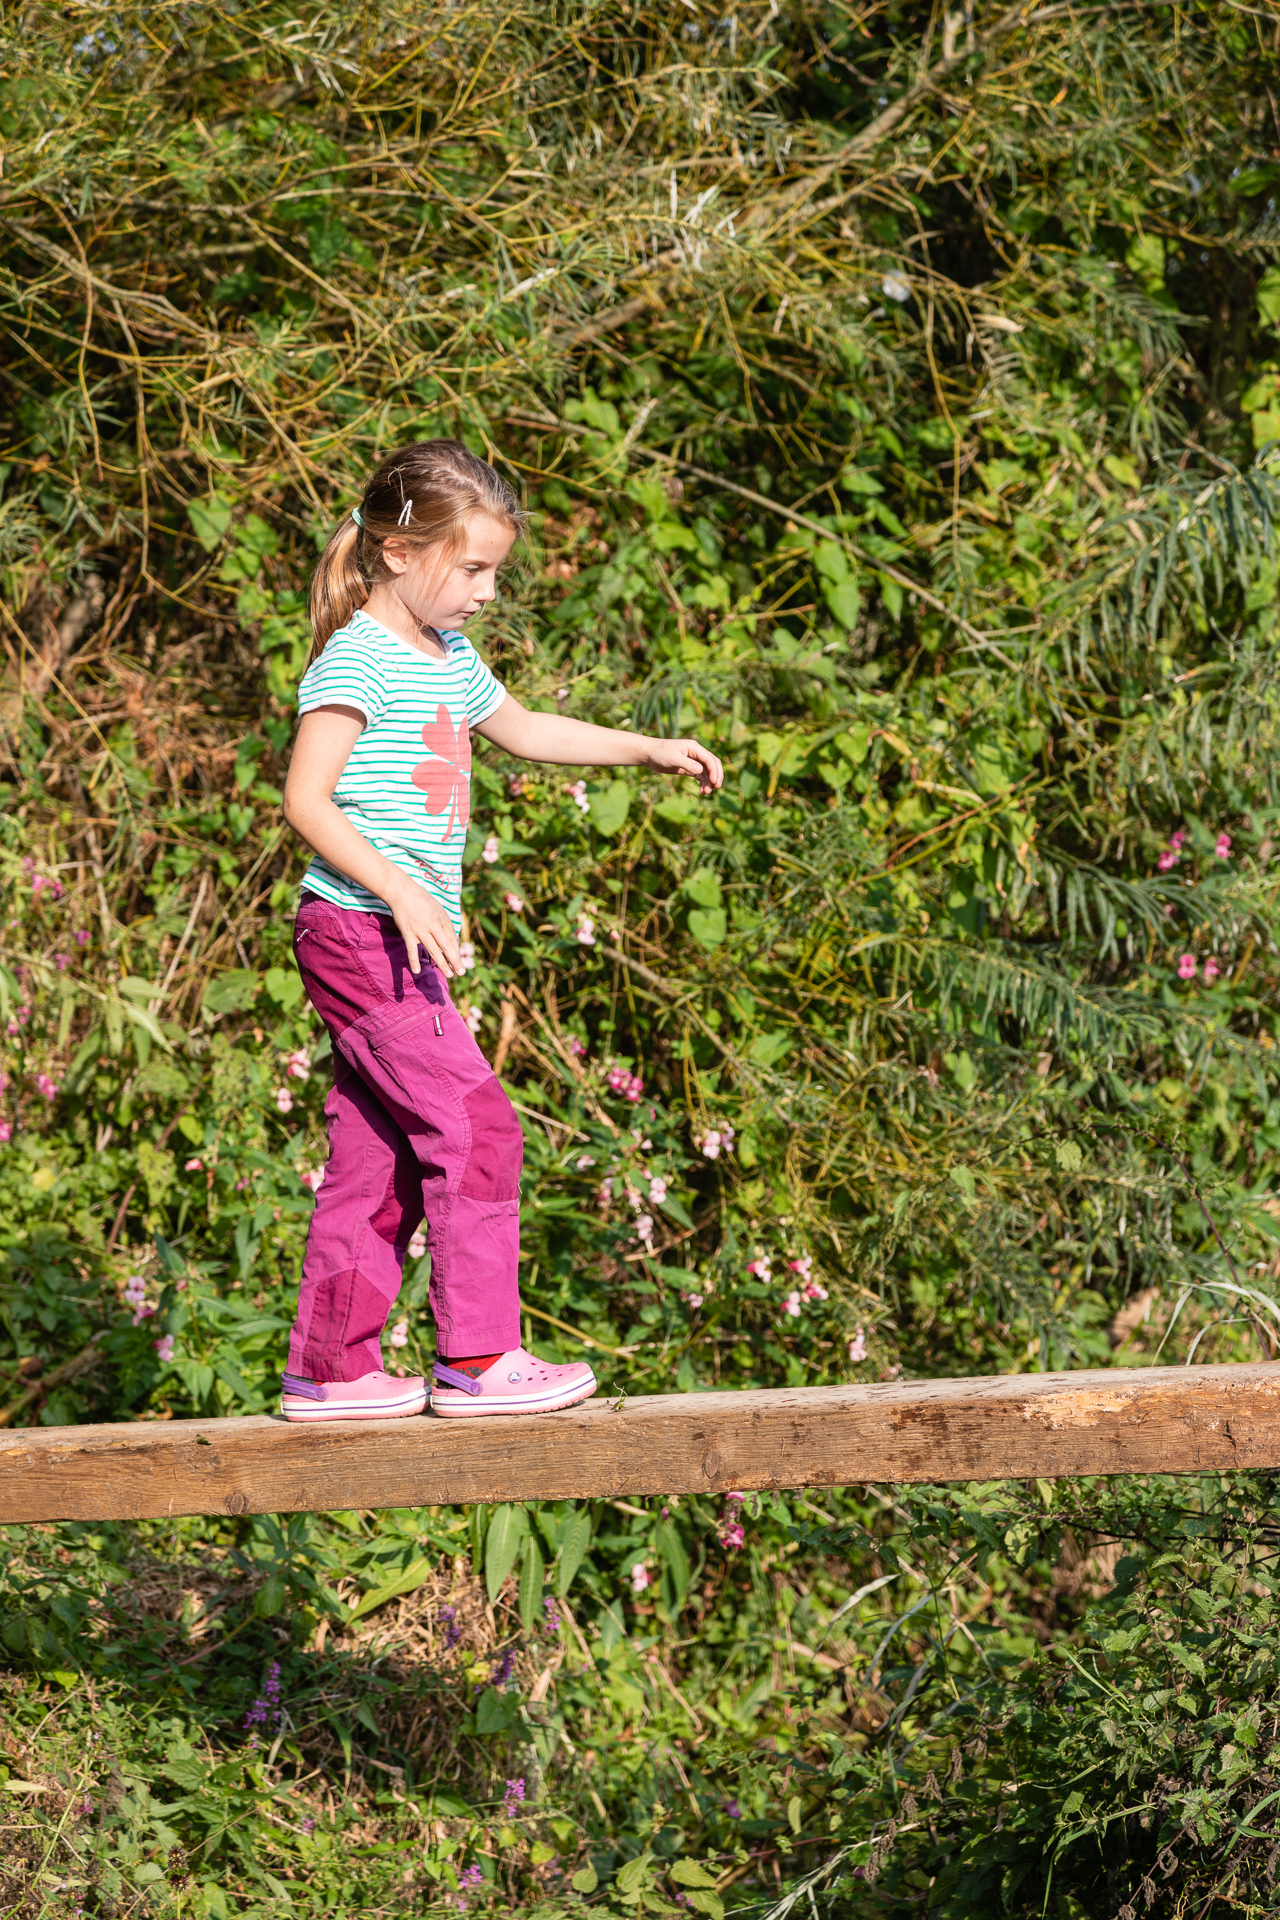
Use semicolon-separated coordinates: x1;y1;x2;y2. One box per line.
279;440;722;1422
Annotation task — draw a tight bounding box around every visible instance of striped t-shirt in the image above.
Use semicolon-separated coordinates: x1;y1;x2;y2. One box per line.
296;609;506;931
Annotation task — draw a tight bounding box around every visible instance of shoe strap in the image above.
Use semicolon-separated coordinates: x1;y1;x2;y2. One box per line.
281;1373;328;1402
433;1362;484;1396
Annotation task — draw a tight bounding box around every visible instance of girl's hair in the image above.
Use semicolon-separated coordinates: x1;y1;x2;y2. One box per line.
309;439;524;651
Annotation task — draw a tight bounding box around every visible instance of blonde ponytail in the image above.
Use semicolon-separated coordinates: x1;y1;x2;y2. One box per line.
308;439;524;655
309;516;368;657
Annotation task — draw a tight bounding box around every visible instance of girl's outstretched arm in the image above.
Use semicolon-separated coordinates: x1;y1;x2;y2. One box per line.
283;705;463;978
474;696;723;794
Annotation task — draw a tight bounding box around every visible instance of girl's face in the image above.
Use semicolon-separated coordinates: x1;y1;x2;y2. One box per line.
382;513;517;635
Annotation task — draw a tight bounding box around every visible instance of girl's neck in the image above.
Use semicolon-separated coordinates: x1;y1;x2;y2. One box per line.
360;584;449;659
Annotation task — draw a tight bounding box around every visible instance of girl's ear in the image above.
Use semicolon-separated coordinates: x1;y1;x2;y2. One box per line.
380;537;409;575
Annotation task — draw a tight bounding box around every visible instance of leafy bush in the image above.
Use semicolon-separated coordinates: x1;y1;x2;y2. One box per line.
3;0;1280;1913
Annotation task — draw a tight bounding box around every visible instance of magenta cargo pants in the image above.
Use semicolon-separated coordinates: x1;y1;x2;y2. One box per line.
287;892;522;1381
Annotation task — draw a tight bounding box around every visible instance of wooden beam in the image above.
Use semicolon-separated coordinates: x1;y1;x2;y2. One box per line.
2;1364;1278;1524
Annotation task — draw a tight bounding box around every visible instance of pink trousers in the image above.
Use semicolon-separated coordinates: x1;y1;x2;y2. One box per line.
287;893;523;1381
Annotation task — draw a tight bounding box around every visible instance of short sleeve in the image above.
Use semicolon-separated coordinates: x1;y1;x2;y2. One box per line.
459;642;506;726
297;632;390;725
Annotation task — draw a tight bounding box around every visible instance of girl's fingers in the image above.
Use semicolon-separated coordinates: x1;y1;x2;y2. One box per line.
404;930;421;975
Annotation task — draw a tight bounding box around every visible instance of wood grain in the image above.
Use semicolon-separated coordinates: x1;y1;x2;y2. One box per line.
2;1363;1279;1523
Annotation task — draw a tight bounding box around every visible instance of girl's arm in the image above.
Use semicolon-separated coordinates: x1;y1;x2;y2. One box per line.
474;696;723;793
283;705;463;978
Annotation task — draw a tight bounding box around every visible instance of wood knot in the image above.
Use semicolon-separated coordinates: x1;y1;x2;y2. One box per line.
701;1450;722;1481
225;1490;249;1515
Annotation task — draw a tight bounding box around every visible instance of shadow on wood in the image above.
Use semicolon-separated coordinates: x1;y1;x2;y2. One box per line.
2;1363;1278;1524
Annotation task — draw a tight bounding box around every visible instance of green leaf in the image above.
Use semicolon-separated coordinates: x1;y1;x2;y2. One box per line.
253;1575;287;1617
474;1686;521;1734
615;1852;654;1894
823;576;862;629
748;1030;791;1067
1055;1139;1084;1173
485;1503;528;1603
1259;266;1280;327
687;908;727;948
687;1894;724;1920
654;1519;690;1613
201;970;259;1018
530;1842;556;1865
349;1553;434;1621
186;495;233;551
555;1509;592;1597
671;1861;720;1888
589;779;631;835
518;1533;545;1632
839;466;883;496
570;1865;598;1894
683;867;723;908
263;966;304;1012
787;1795;802;1834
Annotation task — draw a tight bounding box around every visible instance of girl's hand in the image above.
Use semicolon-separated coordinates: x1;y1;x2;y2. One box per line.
643;736;724;795
387;879;463;978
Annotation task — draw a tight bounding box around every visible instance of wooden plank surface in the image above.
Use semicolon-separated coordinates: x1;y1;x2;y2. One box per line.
2;1363;1279;1523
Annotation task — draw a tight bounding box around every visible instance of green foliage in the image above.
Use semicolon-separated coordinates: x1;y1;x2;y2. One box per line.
3;0;1280;1913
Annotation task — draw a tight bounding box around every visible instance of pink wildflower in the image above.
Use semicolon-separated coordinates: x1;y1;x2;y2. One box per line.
299;1167;325;1193
789;1255;814;1281
73;929;90;947
746;1254;772;1282
577;916;596;946
482;835;500;864
685;1292;703;1308
648;1176;668;1203
275;1086;294;1114
635;1213;656;1250
504;891;524;913
1216;832;1232;859
575;1153;595;1170
0;1123;9;1145
1203;957;1221;981
54;952;72;972
625;1073;643;1102
700;1130;723;1160
566;1035;587;1057
781;1290;803;1319
566;780;590;813
1177;954;1197;981
1170;830;1187;850
848;1328;867;1363
458;941;476;972
509;774;527;798
153;1334;175;1363
630;1562;652;1594
132;1303;157;1326
389;1319;409;1349
408;1229;427;1259
184;1157;204;1172
1156;849;1179;872
465;1005;483;1033
35;1073;58;1101
285;1048;311;1081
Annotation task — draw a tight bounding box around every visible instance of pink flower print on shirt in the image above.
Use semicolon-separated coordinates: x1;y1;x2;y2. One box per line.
411;706;471;841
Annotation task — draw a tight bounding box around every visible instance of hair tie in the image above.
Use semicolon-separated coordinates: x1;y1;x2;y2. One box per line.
351;506;365;529
397;498;414;528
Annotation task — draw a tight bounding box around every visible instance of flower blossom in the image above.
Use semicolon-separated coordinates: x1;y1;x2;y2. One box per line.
300;1167;325;1193
1177;953;1197;981
465;1004;483;1033
275;1086;294;1114
575;1154;595;1170
73;928;90;947
577;916;596;946
648;1176;668;1203
1203;956;1221;981
408;1229;427;1259
504;891;524;913
566;1035;587;1057
0;1123;11;1145
685;1291;703;1308
285;1049;310;1081
607;1064;644;1102
482;835;500;864
124;1274;147;1308
153;1334;175;1363
31;873;64;900
389;1319;409;1349
1216;832;1232;859
781;1290;803;1319
597;1178;613;1212
458;940;476;972
566;779;590;813
746;1254;772;1282
848;1328;868;1364
184;1157;204;1172
35;1073;59;1100
789;1255;813;1281
630;1562;652;1594
500;1777;525;1818
635;1213;656;1250
509;774;527;798
54;952;72;972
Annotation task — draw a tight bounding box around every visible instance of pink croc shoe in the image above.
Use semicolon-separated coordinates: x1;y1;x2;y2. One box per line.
430;1349;597;1418
280;1370;428;1423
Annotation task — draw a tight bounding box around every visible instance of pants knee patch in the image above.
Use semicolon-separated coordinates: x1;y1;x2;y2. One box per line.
369;1155;425;1248
458;1079;523;1201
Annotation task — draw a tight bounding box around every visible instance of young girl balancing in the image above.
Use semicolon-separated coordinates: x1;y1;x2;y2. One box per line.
278;440;722;1422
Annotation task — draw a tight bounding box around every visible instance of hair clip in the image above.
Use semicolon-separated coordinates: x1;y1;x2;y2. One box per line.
351;506;365;528
397;498;414;527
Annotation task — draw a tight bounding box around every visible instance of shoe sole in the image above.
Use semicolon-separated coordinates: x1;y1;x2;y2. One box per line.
280;1390;428;1423
430;1377;597;1418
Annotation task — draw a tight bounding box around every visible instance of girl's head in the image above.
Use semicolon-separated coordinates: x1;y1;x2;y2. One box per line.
310;439;523;650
